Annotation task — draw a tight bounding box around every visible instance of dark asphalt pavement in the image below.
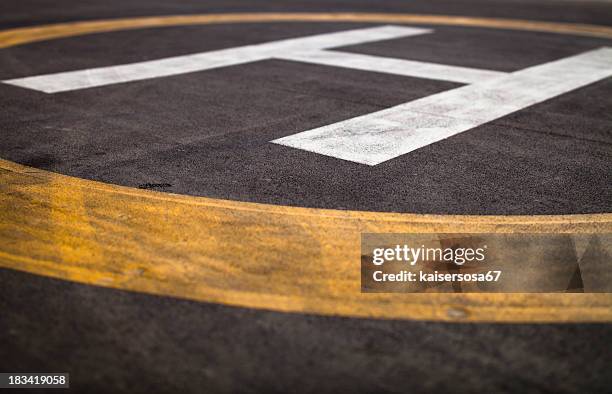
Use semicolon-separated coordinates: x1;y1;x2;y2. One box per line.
2;0;612;28
0;20;611;214
1;268;611;394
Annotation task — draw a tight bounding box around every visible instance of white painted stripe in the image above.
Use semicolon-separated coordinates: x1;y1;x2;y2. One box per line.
261;25;432;52
2;25;431;93
273;47;612;165
278;50;506;83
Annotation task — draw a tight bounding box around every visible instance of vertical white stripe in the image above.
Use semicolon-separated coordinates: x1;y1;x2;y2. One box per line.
273;47;612;165
2;25;431;93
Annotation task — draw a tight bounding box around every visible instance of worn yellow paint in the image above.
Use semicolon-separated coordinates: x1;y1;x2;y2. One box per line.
1;14;611;322
1;12;612;49
1;159;611;322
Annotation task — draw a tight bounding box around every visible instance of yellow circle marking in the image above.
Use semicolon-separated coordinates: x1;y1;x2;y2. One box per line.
1;13;611;322
2;13;612;48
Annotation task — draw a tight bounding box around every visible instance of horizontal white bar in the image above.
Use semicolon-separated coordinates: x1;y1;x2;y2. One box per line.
273;47;612;165
3;25;431;93
279;50;506;84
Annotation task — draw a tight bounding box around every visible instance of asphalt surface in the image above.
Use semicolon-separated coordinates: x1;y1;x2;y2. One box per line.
3;0;612;27
0;4;611;214
2;268;611;393
0;1;611;393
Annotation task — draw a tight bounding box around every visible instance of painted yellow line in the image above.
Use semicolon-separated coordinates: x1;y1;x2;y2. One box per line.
1;14;611;322
1;159;611;323
1;12;612;49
